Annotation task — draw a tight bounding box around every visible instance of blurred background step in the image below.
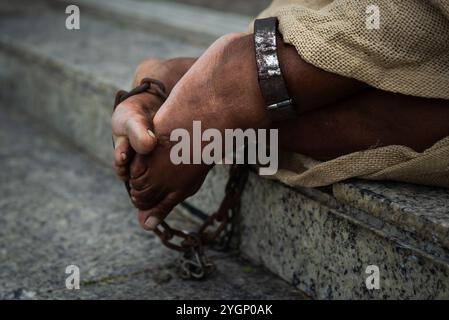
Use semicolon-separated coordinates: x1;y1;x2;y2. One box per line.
0;0;203;165
159;0;270;16
49;0;253;47
1;0;449;299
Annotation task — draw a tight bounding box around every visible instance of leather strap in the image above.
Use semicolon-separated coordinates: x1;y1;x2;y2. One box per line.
254;17;296;121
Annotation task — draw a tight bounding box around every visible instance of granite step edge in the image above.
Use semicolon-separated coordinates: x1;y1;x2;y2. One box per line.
188;166;449;267
333;181;449;252
239;174;449;299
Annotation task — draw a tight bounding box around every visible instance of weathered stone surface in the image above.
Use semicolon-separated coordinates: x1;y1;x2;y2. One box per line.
0;106;300;299
0;0;202;167
1;0;204;88
188;165;449;299
168;0;270;16
238;175;449;299
334;181;449;250
51;0;251;47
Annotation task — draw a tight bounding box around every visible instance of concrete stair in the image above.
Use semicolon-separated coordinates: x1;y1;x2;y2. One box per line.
0;0;298;300
1;0;449;299
0;105;300;299
49;0;251;47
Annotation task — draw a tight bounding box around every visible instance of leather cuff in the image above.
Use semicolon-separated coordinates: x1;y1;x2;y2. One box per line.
254;17;296;121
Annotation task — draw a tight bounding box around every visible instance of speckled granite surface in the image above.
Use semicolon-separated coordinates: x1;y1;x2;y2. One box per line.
185;163;449;299
334;181;449;250
238;175;449;299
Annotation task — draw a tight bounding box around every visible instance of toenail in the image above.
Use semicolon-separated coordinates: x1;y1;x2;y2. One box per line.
144;216;160;230
131;196;137;202
121;152;127;161
147;129;155;138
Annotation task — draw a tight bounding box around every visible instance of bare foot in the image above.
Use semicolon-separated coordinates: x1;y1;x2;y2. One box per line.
112;57;196;180
128;33;271;230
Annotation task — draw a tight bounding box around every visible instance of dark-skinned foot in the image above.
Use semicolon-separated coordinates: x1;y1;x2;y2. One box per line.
128;33;271;230
112;57;197;180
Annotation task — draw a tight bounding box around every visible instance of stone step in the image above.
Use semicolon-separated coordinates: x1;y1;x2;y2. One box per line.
0;0;301;299
0;106;299;299
164;0;270;17
49;0;252;47
0;0;203;166
1;0;449;299
193;170;449;299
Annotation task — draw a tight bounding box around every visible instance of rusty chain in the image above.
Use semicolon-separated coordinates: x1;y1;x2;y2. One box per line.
113;78;249;279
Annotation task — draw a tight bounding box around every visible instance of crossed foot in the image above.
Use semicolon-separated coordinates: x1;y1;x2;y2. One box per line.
112;33;270;230
112;30;449;231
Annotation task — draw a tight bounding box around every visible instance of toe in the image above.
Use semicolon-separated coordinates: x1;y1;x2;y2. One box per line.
130;186;165;210
113;136;134;167
137;192;180;230
129;156;148;180
129;175;150;190
130;184;160;199
112;162;129;181
112;99;158;155
125;117;158;155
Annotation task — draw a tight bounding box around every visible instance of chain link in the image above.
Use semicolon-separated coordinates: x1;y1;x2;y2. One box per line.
113;79;248;279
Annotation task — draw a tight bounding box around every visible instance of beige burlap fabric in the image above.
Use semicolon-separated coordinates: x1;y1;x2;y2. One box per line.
252;0;449;188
